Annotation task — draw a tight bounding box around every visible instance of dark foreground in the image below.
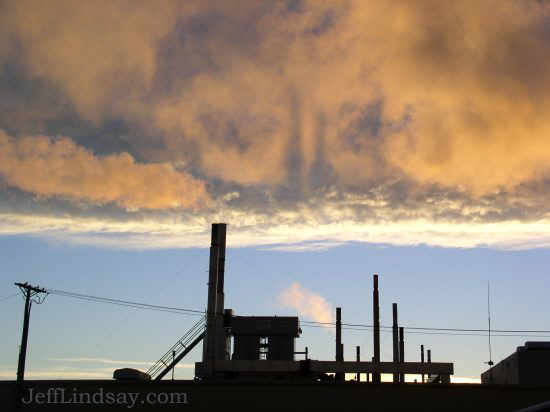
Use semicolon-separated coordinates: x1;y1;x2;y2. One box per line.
1;380;549;411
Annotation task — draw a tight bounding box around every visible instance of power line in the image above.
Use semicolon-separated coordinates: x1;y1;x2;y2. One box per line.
300;323;550;338
300;320;550;334
39;286;550;335
0;292;20;302
46;288;205;317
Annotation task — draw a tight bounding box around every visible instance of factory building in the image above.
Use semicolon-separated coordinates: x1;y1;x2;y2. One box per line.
481;342;550;385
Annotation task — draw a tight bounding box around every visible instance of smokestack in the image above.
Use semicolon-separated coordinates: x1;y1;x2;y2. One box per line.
399;327;405;383
392;303;399;383
335;307;344;381
373;274;380;383
421;345;425;383
214;224;227;360
215;223;226;316
204;224;221;364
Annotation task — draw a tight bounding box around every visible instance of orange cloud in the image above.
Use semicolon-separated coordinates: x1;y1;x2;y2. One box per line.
0;131;209;210
3;0;550;196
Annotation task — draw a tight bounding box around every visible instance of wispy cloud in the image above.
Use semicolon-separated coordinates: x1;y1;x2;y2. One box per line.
47;357;194;369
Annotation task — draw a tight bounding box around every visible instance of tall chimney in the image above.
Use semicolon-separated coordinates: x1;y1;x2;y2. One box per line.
399;326;405;383
214;224;227;360
204;224;220;365
392;303;399;383
373;274;380;383
215;224;227;315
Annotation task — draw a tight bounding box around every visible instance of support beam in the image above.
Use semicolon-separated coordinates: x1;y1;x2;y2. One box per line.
399;327;405;383
421;345;425;383
427;349;432;381
356;346;360;382
392;303;399;383
309;360;453;375
373;274;380;383
335;307;344;381
199;360;454;376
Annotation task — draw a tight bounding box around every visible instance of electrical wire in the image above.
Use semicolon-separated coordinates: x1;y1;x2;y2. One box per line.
0;292;20;302
300;319;550;334
42;286;550;335
46;288;205;317
300;323;550;338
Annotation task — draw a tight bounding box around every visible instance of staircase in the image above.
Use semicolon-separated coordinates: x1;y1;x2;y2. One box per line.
147;316;206;380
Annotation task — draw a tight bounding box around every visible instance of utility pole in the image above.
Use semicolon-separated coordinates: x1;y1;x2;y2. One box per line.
15;282;47;410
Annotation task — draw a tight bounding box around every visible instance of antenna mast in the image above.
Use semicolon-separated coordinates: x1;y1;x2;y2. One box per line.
486;280;493;366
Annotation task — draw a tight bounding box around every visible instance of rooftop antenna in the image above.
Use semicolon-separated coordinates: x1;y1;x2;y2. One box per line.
485;280;494;367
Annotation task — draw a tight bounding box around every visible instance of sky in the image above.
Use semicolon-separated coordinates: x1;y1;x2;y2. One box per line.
1;0;550;383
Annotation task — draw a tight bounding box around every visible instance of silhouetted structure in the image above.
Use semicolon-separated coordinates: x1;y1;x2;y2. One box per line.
481;342;550;385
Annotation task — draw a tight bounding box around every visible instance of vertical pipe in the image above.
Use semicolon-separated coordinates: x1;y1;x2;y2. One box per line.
335;307;344;381
373;274;380;383
399;327;405;383
392;303;399;383
356;346;360;382
421;345;425;383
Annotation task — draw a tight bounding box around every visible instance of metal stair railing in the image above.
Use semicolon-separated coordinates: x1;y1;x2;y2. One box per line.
146;316;206;380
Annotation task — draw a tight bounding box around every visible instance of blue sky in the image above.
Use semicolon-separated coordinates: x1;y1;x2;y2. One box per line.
2;234;549;382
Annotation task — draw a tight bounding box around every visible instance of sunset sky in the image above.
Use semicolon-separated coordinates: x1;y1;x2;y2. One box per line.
1;0;550;383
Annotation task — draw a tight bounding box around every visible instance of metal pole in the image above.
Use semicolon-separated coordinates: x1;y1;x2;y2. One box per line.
356;346;360;382
399;327;405;383
427;349;432;382
392;303;399;383
373;274;380;383
421;345;425;383
335;307;344;381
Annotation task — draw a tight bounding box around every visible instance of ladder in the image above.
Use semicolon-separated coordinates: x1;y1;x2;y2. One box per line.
147;316;206;380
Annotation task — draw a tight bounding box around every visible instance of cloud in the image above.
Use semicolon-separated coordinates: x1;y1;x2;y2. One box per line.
279;282;334;325
1;1;550;248
0;130;209;210
47;357;194;369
